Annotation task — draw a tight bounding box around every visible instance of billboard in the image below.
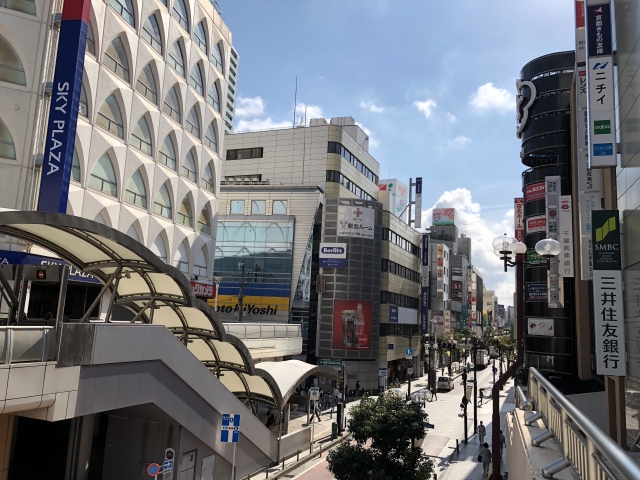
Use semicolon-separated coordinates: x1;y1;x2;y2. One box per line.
191;281;215;298
524;182;545;202
526;215;547;234
527;318;555;337
432;208;455;226
319;243;347;268
378;179;409;219
389;305;417;325
332;300;372;350
337;205;375;239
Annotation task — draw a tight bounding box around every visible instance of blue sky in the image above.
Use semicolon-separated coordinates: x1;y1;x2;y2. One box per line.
220;0;576;302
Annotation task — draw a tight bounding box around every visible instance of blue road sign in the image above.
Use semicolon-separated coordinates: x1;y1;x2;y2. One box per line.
405;347;414;357
221;414;241;443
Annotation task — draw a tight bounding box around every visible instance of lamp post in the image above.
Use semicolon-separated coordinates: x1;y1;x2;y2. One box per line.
213;276;223;313
489;234;560;480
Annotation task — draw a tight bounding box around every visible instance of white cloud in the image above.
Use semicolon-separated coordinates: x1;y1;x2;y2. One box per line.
358;124;381;148
359;100;385;113
422;188;515;304
469;83;514;113
446;113;457;123
413;99;437;118
294;103;324;124
439;135;471;152
235;96;265;117
236;117;292;132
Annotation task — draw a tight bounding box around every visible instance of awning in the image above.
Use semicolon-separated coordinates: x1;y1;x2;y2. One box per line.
257;360;339;405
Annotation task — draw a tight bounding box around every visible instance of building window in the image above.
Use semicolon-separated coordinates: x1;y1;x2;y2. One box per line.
251;200;266;215
177;196;193;227
185;106;200;138
226;147;263;160
201;163;215;193
272;200;287;215
198;209;211;234
230;200;244;215
163;86;181;123
189;63;204;96
193;21;207;54
104;37;130;82
0;34;26;86
136;64;158;105
168;41;185;77
71;148;81;182
96;95;124;138
159;135;177;170
171;0;189;32
142;14;163;54
194;249;207;277
89;153;117;197
204;123;218;152
381;259;420;283
380;323;418;337
151;235;167;262
380;290;419;309
174;242;189;273
207;82;220;112
327;141;378;184
79;83;89;118
0;117;16;160
382;228;421;257
124;169;147;208
86;22;96;55
153;184;172;218
211;42;224;72
0;0;36;15
109;0;135;27
130;116;152;155
325;170;373;201
181;149;197;182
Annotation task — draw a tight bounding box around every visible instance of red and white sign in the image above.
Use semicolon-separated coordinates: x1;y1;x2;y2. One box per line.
190;281;216;298
526;215;547;234
514;198;524;242
525;182;546;202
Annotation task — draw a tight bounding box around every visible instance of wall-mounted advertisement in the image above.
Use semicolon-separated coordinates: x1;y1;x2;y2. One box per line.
524;182;545;202
389;305;418;325
378;179;409;219
432;208;455;226
451;267;462;275
526;215;547;234
527;318;555;337
319;243;347;268
332;300;372;350
526;283;548;302
515;198;524;242
337;206;375;239
525;249;545;265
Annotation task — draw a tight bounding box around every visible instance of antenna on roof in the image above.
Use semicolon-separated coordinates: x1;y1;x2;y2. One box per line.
293;75;298;128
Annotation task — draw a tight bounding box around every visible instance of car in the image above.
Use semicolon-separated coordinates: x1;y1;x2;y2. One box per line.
437;376;454;391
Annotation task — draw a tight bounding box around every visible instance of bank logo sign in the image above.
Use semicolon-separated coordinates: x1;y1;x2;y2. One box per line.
593;119;611;134
595;216;616;242
592;210;621;271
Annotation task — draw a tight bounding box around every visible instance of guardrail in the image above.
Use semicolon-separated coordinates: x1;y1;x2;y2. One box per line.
0;326;57;364
223;323;301;340
526;367;640;479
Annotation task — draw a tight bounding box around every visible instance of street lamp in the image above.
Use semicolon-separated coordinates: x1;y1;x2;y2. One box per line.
213;276;223;313
489;234;559;480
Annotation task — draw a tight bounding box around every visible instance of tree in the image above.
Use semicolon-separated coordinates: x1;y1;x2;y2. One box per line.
327;394;434;480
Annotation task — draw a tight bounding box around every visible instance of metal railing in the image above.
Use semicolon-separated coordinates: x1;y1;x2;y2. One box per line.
0;326;57;364
526;367;640;479
223;323;301;340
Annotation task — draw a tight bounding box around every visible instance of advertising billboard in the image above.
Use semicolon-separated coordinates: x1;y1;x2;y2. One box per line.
319;243;347;268
337;206;375;239
526;215;547;234
524;182;545;202
378;179;409;219
432;208;455;226
527;318;555;337
332;300;372;350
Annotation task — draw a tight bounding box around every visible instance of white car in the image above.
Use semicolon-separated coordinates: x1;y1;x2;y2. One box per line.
437;376;455;391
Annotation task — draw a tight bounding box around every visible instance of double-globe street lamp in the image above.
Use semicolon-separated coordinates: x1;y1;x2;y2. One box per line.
488;234;560;480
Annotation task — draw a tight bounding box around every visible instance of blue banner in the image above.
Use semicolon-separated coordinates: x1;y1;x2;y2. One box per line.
420;234;430;335
389;305;398;323
587;4;612;57
0;250;100;284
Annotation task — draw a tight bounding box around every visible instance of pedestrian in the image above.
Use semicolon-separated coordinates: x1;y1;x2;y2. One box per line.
480;442;492;475
477;421;486;445
460;394;468;413
500;430;506;459
356;380;360;394
314;401;322;422
478;388;484;406
431;386;438;401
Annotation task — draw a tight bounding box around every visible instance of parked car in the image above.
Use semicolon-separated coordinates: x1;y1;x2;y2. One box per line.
437;376;455;391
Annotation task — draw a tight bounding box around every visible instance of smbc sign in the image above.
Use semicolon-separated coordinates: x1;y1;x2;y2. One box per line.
592;211;621;270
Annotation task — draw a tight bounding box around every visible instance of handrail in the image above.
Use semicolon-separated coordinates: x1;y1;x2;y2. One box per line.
528;367;640;480
223;323;302;340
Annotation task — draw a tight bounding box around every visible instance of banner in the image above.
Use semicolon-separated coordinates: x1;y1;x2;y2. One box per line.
337;206;375;239
514;198;524;242
415;177;422;228
559;196;574;277
332;300;372;350
546;176;562;308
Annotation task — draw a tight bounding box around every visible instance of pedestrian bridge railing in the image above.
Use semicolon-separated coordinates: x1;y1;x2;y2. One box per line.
524;367;640;480
0;326;57;364
223;323;301;340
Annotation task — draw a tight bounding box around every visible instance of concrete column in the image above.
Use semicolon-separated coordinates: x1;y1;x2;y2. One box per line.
64;415;95;480
0;415;14;480
605;376;628;448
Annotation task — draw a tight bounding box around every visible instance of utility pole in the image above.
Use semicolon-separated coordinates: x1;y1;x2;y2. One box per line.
472;339;478;432
237;261;245;322
462;370;468;443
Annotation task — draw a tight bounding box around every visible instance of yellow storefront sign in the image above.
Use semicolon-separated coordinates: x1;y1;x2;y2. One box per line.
207;295;290;314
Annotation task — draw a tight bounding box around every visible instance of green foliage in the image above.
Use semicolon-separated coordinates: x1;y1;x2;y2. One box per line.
326;395;434;480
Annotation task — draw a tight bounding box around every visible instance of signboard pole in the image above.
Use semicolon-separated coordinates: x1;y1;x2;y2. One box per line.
231;442;237;480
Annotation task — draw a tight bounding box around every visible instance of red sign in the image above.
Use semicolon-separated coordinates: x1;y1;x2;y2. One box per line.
332;300;372;351
525;182;545;202
526;215;547;234
190;281;216;298
575;1;585;28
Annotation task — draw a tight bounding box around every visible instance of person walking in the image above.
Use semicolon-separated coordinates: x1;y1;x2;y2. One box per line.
355;380;360;395
500;430;506;459
314;401;322;422
480;442;492;475
460;394;468;413
431;386;438;401
478;388;484;406
477;421;486;445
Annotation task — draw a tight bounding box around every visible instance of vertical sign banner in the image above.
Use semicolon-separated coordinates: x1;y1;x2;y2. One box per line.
559;196;575;277
575;1;586;65
420;234;429;335
415;177;423;229
37;0;91;213
592;210;626;376
545;176;562;308
514;198;524;242
585;2;617;168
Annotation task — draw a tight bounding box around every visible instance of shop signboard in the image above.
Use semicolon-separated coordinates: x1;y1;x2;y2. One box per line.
524;182;545;202
319;243;347;268
515;197;524;242
337;206;375;239
526;215;547;234
332;300;372;350
432;208;455;226
526;283;548;302
527;318;555;337
318;358;343;371
559;196;574;277
415;177;422;228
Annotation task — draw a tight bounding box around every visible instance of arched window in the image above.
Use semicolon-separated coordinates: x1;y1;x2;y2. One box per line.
172;0;189;32
71;148;81;182
201;163;215;193
130;116;152;155
153;184;172;218
181;149;196;182
79;83;89;117
89;153;117;197
109;0;135;27
0;117;16;160
86;22;96;55
0;34;26;85
193;21;207;53
197;209;211;234
96;94;124;138
136;63;158;105
189;63;204;96
126;224;139;241
151;235;167;262
1;0;36;15
174;242;189;273
177;196;193;227
168;41;185;76
159;135;177;170
163;86;181;123
124;169;147;208
207;82;220;112
194;248;207;276
212;42;223;73
204;122;217;152
104;37;130;82
185;106;200;138
142;14;162;54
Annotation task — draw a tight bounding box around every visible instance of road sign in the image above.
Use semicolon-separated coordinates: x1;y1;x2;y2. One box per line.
309;387;320;400
163;448;175;474
407;367;413;375
221;414;241;443
147;463;160;477
405;347;414;360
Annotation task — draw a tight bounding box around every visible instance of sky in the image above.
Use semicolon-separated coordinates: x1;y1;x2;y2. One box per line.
220;0;576;304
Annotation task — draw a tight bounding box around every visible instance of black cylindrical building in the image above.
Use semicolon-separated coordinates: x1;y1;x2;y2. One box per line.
518;51;576;376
